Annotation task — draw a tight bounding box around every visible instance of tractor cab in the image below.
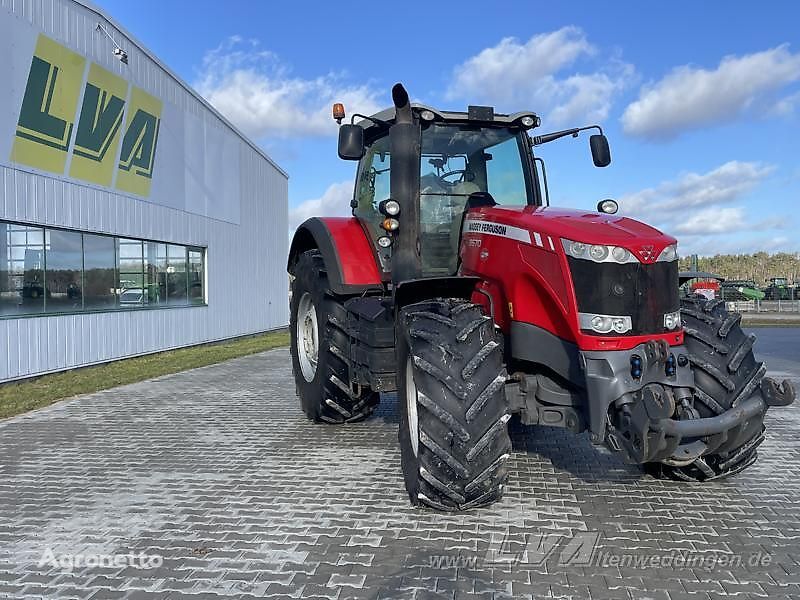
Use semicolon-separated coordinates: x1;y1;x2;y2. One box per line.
337;87;610;284
350;116;536;276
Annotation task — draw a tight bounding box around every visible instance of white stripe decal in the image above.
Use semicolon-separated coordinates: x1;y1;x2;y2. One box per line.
548;236;555;251
463;218;532;244
533;232;543;247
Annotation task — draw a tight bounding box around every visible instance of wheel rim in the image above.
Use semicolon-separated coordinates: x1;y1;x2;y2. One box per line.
296;292;318;382
405;357;419;456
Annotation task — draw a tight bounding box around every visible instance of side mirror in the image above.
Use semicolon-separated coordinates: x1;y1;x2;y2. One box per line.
338;124;365;160
589;134;611;167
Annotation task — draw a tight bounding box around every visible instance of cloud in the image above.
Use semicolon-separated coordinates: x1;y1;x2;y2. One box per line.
672;207;749;235
195;37;382;140
546;72;630;125
770;90;800;117
621;45;800;139
618;161;790;247
446;27;633;125
622;161;774;217
289;181;353;231
447;27;592;98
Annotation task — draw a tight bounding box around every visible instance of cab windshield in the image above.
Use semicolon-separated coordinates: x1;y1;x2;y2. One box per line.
420;124;529;207
353;124;531;275
419;124;530;273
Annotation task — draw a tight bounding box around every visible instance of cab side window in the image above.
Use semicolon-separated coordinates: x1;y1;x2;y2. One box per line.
354;136;391;232
485;136;527;205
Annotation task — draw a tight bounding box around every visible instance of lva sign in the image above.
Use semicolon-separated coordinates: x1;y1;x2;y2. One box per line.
10;34;162;197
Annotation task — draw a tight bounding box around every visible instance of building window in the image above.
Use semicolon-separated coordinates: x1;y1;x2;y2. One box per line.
188;248;205;305
0;219;206;318
117;239;145;307
167;244;188;306
83;234;117;310
45;229;83;313
0;223;46;316
146;242;167;306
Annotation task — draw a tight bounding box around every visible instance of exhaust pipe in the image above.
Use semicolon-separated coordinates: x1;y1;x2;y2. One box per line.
392;83;413;124
389;83;421;285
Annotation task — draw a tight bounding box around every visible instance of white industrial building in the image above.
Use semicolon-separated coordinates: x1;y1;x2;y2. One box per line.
0;0;288;382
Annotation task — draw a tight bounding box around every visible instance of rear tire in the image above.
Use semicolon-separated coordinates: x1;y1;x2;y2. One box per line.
289;250;379;423
647;296;770;481
397;298;511;510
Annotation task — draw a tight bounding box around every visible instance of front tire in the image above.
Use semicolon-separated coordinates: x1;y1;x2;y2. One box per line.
647;296;773;481
289;250;379;423
398;298;512;510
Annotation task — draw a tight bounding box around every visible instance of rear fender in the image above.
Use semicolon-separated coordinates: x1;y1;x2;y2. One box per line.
288;217;383;295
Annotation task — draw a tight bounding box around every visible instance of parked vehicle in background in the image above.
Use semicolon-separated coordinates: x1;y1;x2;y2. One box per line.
119;288;145;306
721;279;765;301
21;280;47;300
763;277;796;300
679;271;723;299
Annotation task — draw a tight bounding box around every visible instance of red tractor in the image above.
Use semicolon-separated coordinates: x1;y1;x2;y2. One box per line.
288;84;795;511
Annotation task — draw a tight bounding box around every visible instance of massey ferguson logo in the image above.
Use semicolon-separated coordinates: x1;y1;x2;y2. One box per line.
637;245;655;261
462;217;534;246
468;221;508;236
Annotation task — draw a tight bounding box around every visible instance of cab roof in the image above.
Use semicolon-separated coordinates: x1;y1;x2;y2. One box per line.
356;103;540;131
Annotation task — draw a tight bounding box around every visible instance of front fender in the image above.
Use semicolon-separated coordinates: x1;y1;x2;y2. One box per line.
288;217;383;295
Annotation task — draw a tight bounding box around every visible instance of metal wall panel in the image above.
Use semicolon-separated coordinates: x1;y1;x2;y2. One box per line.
0;0;289;382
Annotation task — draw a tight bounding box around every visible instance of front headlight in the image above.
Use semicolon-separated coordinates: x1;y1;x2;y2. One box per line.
579;312;633;334
570;241;587;256
588;245;609;261
611;246;630;263
657;244;678;262
562;239;638;264
663;310;682;330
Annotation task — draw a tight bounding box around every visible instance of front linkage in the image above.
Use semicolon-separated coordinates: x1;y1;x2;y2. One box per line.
588;296;794;479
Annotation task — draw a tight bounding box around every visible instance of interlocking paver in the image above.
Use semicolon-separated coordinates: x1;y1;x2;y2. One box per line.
0;334;798;600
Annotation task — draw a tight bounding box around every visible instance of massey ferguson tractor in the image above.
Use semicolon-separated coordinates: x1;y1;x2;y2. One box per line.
288;84;795;511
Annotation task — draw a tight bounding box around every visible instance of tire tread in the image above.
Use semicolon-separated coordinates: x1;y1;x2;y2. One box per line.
399;298;511;510
289;250;379;424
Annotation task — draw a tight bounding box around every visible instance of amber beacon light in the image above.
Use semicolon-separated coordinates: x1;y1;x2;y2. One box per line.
332;103;345;124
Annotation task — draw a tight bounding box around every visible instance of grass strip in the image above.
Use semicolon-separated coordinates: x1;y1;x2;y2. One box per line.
0;329;289;420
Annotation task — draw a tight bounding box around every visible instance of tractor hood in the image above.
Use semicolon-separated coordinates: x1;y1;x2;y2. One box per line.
471;205;677;262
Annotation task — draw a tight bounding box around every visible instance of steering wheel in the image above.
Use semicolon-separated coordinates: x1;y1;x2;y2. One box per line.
438;169;475;187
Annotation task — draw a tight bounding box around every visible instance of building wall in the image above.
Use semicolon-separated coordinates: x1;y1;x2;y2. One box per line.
0;0;289;381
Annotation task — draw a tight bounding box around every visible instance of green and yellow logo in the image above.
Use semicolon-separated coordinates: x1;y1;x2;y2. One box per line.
11;34;162;197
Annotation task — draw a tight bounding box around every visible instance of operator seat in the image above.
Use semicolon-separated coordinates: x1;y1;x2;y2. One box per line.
465;191;497;209
453;191;499;269
447;182;481;272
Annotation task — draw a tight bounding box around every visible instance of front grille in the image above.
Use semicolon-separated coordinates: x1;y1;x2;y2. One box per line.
567;257;679;335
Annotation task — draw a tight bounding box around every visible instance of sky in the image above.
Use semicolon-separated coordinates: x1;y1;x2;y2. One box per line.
95;0;800;257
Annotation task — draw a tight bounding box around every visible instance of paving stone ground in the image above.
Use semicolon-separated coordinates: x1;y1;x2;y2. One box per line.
1;329;799;600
